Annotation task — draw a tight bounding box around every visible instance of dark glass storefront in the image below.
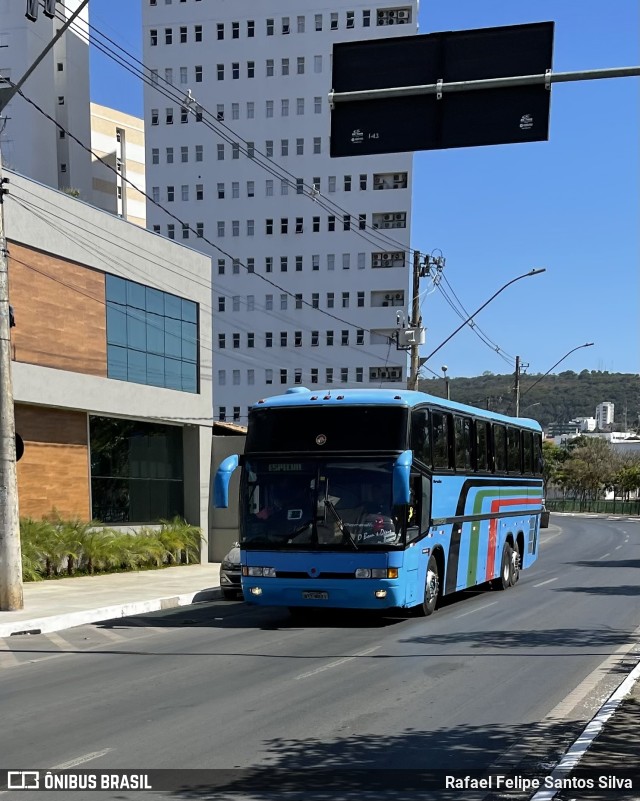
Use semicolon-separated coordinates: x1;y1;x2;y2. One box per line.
90;416;184;523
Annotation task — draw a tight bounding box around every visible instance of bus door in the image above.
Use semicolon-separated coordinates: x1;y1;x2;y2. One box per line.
401;473;430;605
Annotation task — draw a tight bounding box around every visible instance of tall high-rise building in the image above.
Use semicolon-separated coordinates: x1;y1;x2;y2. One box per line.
90;103;147;227
142;0;417;423
0;0;92;199
596;401;615;430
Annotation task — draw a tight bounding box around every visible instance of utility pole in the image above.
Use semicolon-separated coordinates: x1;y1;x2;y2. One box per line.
408;250;422;391
0;0;91;611
0;151;22;611
514;356;521;417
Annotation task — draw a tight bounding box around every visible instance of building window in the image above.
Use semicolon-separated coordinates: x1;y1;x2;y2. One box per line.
265;257;273;273
152;148;159;165
330;12;338;29
195;25;202;42
166;147;174;163
217;221;225;236
281;99;289;116
196;223;204;238
346;10;354;28
266;100;274;118
313;217;320;233
217;64;224;80
266;18;274;35
247;61;255;78
281;58;289;76
266;219;273;235
167;186;174;201
165;28;173;45
312;293;319;308
311;369;318;384
181;184;189;201
280;256;288;272
266;140;274;157
266;369;273;384
281;218;288;234
315;14;323;31
295;217;303;233
266;59;274;77
341;330;349;346
311;332;319;347
363;10;371;27
195;183;203;199
232;21;239;38
150;29;158;46
280;331;288;346
342;291;349;307
357;291;365;307
328;216;336;232
195;144;203;161
297;57;305;74
232;182;239;198
296;97;305;115
247;102;255;119
297;15;305;33
180;27;187;43
105;274;198;393
247;20;255;37
265;332;273;348
326;331;334;346
280;369;287;385
217;23;224;39
195;65;202;82
233;334;240;349
295;293;303;309
182;224;189;239
314;96;322;114
313;137;321;154
181;146;188;163
266;179;274;196
327;254;335;271
232;63;240;79
282;16;290;34
312;255;320;271
90;417;184;523
296;138;304;155
327;292;335;308
281;140;289;157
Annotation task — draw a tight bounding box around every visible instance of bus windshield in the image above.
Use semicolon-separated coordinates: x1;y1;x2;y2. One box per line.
241;458;403;550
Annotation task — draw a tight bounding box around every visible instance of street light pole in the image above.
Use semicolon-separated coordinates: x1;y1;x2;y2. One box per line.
421;268;546;365
441;365;450;400
520;342;595;398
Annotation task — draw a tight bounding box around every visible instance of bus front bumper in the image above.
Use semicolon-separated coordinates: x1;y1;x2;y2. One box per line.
241;579;405;610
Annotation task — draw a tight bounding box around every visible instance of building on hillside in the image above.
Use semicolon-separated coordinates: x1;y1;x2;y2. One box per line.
142;1;417;424
90;103;146;227
0;0;92;199
596;401;615;430
5;171;213;557
573;416;596;432
547;421;584;438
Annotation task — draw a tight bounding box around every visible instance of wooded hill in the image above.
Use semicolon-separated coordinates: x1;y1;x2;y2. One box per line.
416;370;640;430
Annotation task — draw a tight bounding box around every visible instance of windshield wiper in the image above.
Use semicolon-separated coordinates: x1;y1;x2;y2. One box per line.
324;498;358;550
287;519;314;542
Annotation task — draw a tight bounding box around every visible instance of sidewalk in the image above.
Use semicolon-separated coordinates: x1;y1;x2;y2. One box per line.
0;562;221;638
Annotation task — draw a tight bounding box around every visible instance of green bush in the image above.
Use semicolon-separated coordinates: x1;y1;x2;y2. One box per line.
19;516;203;581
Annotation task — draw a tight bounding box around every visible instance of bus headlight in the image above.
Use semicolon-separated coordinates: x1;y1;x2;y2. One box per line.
244;566;277;577
355;568;399;579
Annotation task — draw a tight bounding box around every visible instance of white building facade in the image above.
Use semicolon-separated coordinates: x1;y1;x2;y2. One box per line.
596;401;615;430
0;0;92;200
142;0;418;423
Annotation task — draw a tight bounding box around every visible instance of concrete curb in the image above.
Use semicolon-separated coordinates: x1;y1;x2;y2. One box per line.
0;587;222;638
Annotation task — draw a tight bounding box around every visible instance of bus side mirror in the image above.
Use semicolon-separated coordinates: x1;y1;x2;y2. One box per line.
214;454;240;508
392;450;412;505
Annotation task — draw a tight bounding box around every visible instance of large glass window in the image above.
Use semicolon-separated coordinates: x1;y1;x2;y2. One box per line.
454;416;472;471
106;275;198;393
90;417;184;523
493;425;507;472
507;426;521;473
431;412;450;469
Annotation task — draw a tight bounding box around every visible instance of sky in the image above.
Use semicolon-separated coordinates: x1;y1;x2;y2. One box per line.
89;0;639;381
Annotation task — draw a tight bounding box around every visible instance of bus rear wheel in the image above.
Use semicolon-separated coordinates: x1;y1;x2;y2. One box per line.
415;555;439;617
493;542;513;591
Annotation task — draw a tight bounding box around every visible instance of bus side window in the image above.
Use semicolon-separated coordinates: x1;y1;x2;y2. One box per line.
411;408;431;467
522;431;534;474
475;420;489;471
493;424;507;473
507;426;521;473
432;412;451;469
534;433;543;476
406;473;429;543
454;416;472;471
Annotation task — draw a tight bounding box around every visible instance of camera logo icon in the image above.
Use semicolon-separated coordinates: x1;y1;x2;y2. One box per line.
7;771;40;790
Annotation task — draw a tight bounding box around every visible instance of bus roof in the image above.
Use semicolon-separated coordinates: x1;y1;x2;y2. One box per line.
251;387;542;431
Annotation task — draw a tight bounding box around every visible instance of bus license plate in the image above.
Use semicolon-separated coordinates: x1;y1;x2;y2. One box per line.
302;591;328;600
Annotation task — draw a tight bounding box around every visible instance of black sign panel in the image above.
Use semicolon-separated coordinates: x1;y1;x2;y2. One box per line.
330;22;554;157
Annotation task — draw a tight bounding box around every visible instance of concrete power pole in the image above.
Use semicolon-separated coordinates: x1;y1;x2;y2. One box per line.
0;152;23;611
408;250;422;391
514;355;521;417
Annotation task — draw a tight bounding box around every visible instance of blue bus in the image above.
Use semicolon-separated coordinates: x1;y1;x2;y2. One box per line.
214;388;544;616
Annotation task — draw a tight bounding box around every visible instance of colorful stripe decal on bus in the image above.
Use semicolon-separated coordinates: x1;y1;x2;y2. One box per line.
445;478;542;594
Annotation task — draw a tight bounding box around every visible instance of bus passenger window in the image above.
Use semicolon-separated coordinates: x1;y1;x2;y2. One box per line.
493;425;507;473
431;412;450;469
507;426;521;473
454;416;472;470
475;420;489;471
411;409;431;467
534;433;543;476
522;431;534;474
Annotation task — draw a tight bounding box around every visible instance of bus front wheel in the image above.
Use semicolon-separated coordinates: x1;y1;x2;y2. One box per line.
415;555;439;617
493;543;514;591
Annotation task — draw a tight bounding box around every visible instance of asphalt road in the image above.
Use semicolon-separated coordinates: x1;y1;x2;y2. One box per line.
1;515;639;801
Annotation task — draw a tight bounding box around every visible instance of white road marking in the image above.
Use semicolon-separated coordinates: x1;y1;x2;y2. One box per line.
597;553;611;560
615;545;622;550
540;532;562;544
295;646;379;679
51;748;112;770
532;577;559;588
454;601;497;618
46;631;78;651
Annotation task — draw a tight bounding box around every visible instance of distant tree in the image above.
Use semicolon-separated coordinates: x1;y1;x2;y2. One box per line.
542;441;567;497
561;438;616;501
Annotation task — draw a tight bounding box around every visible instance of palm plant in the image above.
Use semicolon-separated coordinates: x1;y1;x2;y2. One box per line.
157;517;202;564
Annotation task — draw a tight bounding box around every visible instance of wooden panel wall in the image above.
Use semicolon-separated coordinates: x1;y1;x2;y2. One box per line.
15;405;91;521
8;242;107;376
